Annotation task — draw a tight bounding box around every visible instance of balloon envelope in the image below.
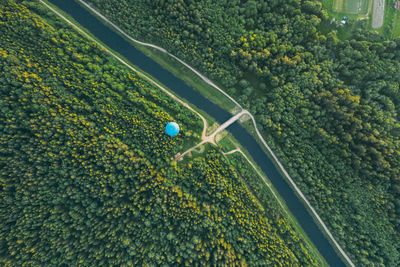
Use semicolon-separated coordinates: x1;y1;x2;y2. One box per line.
165;122;180;136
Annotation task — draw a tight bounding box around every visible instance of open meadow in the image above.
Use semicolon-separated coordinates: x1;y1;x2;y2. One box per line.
333;0;370;14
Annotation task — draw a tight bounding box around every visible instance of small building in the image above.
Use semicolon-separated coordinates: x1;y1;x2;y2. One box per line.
395;1;400;9
341;16;350;24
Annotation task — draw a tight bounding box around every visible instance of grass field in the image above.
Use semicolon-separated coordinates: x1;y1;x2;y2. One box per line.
320;0;400;39
322;0;373;20
333;0;369;14
373;0;400;37
393;10;400;37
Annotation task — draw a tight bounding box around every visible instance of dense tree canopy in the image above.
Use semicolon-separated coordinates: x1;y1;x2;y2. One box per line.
0;1;318;265
85;0;400;265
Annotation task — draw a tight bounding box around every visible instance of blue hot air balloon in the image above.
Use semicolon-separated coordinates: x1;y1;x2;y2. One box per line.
165;122;180;137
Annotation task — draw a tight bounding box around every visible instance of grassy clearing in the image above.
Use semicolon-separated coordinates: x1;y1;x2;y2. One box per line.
333;0;369;14
387;2;400;38
322;0;334;10
333;0;345;12
393;10;400;37
320;0;372;40
373;1;400;37
323;0;371;16
321;0;400;39
206;121;220;136
178;142;211;164
321;0;372;24
217;135;237;153
383;1;395;33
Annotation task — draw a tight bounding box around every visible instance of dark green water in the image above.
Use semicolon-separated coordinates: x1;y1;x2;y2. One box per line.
48;0;346;265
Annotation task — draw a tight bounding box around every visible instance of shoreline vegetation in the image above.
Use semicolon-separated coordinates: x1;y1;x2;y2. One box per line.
69;0;349;264
43;0;328;264
1;0;324;266
80;0;400;266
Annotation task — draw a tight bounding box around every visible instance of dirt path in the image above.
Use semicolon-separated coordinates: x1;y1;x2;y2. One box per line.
179;110;248;158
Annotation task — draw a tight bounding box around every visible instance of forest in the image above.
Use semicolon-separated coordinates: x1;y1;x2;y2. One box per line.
84;0;400;265
0;0;319;265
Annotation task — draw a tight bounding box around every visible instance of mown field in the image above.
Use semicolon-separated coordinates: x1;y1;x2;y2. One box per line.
381;0;400;38
393;9;400;37
332;0;369;14
322;0;400;38
0;0;320;266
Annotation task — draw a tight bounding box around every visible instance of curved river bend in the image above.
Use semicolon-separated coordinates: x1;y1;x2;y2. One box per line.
48;1;346;266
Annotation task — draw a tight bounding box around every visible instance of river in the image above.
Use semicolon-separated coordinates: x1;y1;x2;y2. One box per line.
48;0;346;265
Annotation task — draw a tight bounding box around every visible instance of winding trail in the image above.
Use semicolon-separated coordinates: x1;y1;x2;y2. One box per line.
43;1;355;266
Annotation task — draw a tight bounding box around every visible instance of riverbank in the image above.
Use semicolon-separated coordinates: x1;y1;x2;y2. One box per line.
39;1;326;264
217;133;329;266
43;0;348;265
